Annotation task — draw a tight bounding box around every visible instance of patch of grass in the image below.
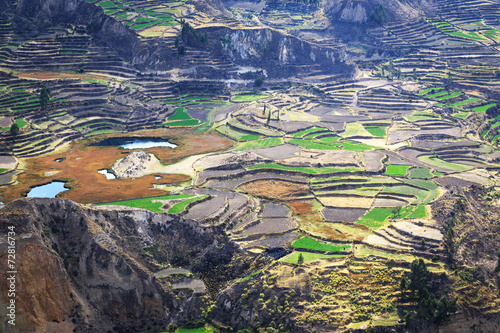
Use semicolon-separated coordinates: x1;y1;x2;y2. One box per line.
473;103;496;113
385;165;410;176
426;91;450;98
174;326;216;333
98;194;193;213
435;92;463;101
288;138;340;150
283;251;345;263
15;118;27;128
293;127;326;138
233;137;283;151
98;1;116;8
292;237;351;252
167;195;209;214
168;107;191;121
231;93;269;102
418;87;443;96
448;31;486;40
407;205;427;219
453;112;470;119
408;168;433;179
356;208;393;229
452;98;480;107
164;119;201;127
417;155;473;171
248;163;362;174
365;127;386;137
0;168;9;173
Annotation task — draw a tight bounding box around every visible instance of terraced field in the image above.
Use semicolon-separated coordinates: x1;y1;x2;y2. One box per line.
0;0;499;331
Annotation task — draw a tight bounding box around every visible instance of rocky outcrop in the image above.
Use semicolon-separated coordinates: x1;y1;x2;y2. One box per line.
0;198;244;332
112;150;160;178
204;26;355;78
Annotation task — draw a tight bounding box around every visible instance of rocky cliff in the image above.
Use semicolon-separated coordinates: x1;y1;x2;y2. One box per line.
0;198;247;332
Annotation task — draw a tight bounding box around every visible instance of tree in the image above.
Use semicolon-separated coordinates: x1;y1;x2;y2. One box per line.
495;253;500;272
408;259;430;300
39;85;51;110
368;5;386;27
254;77;264;87
444;72;453;90
297;253;304;265
400;276;407;294
9;123;19;137
412;68;418;81
267;108;271;124
391;206;401;218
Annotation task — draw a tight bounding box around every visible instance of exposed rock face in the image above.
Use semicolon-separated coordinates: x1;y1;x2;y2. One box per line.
206;26;355;77
0;198;242;332
112;150;160;178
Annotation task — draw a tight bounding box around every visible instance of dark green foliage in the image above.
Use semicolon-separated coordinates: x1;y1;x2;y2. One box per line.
297;253;304;265
413;68;418;81
401;259;455;326
254;77;264;87
444;72;454;90
178;45;186;55
9;123;19;137
180;19;208;48
496;253;500;272
408;259;430;299
369;5;386;27
39;85;51;109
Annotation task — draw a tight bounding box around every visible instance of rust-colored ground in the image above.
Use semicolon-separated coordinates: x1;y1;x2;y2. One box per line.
288;200;315;214
237;180;309;200
1;129;232;204
15;72;108;80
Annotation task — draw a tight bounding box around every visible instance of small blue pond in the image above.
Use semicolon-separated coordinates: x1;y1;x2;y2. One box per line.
27;181;67;198
92;137;177;149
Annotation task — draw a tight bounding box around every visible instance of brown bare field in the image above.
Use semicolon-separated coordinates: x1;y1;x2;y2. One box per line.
15;72;109;80
1;129;232;204
317;195;374;208
237;180;309;200
288;200;315;214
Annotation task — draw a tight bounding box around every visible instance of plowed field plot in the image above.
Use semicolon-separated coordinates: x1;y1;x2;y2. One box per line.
238;179;309;200
206;172;307;191
240;217;296;235
262;203;290;218
317;195;374;208
287;200;317;214
184;196;228;220
249;143;301;159
362;151;385;171
434;176;478;188
245;231;298;248
321;207;368;222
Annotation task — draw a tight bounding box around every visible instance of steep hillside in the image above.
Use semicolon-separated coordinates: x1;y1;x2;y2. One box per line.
0;198;256;332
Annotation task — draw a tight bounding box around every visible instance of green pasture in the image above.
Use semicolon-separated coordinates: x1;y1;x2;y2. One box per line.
292;237;351;252
98;194;193;213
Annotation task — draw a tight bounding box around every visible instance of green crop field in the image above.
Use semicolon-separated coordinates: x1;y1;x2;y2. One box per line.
292;237;351;252
453;112;470;119
418;87;443;95
15;118;27;128
385;165;410;176
418;155;473;171
283;251;345;263
408;168;433;179
473;103;496;113
164;119;201;127
168;107;192;121
233;137;283;150
167;195;209;214
293;127;327;138
435;92;463;101
356;208;394;229
452;98;480;106
231;93;269;102
407;205;427;219
248;163;362;174
98;194;193;213
365;127;386;137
